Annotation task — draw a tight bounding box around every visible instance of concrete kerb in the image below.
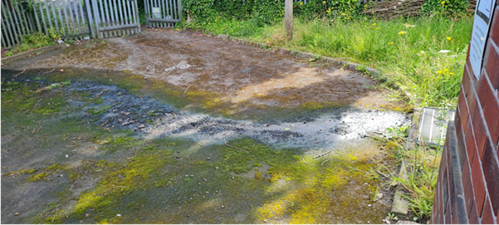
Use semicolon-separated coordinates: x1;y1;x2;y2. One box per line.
1;45;60;65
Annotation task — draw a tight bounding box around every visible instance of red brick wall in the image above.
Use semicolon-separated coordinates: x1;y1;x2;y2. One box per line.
431;4;499;224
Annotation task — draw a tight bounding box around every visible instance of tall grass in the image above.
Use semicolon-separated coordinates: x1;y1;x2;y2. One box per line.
190;17;473;107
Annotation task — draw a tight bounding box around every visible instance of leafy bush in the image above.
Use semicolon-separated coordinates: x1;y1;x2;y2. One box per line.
422;0;470;18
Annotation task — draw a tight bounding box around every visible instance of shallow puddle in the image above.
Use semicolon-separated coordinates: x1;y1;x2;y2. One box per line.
2;30;409;224
2;70;405;223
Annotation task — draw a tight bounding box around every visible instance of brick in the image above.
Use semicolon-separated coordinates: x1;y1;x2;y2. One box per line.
469;200;480;224
481;197;495;224
490;7;499;49
482;139;499;214
462;158;474;215
482;91;499;146
465;120;478;163
462;65;472;97
445;201;451;224
472;154;487;216
485;65;499;92
467;89;478;122
477;71;491;108
458;91;469;131
472;110;488;160
484;41;499;87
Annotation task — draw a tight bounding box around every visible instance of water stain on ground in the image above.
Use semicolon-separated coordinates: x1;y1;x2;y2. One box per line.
2;29;409;224
8;29;408;116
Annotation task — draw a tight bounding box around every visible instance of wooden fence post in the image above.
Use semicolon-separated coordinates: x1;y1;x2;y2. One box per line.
285;0;292;40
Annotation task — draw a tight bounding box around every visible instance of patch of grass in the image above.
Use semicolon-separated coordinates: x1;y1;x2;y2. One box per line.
194;16;472;108
8;32;55;54
383;124;441;221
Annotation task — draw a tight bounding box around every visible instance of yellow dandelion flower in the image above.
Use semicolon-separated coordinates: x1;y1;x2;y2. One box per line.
446;37;452;40
372;23;377;26
300;2;303;5
444;69;449;73
376;27;380;30
323;1;326;4
398;31;407;35
437;70;443;74
451;40;454;43
341;13;346;16
450;72;454;75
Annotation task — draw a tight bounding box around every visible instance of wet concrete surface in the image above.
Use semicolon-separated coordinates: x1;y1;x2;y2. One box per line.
5;29;407;113
1;29;411;224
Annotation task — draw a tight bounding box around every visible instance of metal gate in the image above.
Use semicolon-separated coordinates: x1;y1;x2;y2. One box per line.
31;0;93;40
1;0;142;49
90;0;141;38
144;0;181;28
30;0;141;39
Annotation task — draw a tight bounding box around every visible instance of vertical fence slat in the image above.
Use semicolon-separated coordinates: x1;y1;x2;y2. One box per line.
10;1;26;38
177;0;182;22
50;0;60;35
117;0;124;34
109;0;116;36
85;0;95;38
133;0;140;33
32;0;43;34
61;0;72;37
67;0;78;37
124;0;131;34
80;0;89;35
72;0;83;36
19;2;34;32
56;0;66;36
125;0;133;33
144;0;149;27
13;1;28;35
172;0;177;21
103;0;111;37
38;0;48;35
90;0;100;38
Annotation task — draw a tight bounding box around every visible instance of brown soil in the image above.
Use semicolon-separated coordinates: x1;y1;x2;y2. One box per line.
20;29;405;111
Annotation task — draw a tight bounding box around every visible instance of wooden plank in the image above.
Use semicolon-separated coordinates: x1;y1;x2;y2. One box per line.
19;2;34;32
285;0;293;40
10;0;26;37
71;0;83;36
125;0;133;33
14;1;29;35
103;0;111;38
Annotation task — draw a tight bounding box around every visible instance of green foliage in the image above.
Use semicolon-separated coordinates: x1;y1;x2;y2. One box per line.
12;32;55;53
421;0;470;17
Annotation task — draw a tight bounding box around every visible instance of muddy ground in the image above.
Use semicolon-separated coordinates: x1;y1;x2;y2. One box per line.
2;29;411;223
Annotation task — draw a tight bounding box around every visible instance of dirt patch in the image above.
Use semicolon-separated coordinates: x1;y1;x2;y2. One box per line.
9;29;408;114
